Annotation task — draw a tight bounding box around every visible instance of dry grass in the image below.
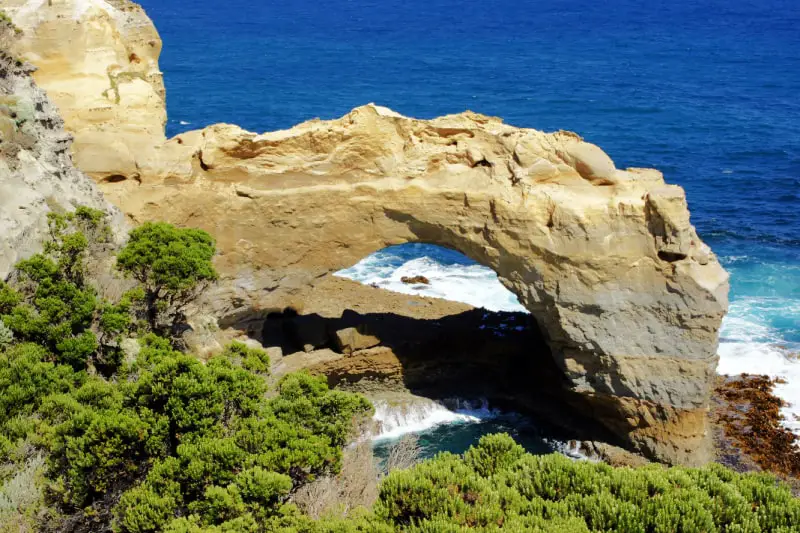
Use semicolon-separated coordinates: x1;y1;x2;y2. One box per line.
293;441;379;519
386;434;421;473
293;434;422;519
91;267;136;304
0;454;45;533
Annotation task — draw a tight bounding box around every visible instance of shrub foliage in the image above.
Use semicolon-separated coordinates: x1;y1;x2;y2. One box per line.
0;208;798;532
116;222;218;335
371;434;800;532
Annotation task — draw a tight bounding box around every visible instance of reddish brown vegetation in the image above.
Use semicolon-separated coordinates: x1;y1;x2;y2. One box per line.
715;374;800;477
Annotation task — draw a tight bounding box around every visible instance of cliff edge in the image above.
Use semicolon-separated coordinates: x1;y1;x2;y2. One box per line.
4;0;166;180
0;17;123;277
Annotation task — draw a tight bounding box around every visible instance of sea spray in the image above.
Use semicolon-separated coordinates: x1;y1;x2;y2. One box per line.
717;310;800;433
367;394;592;462
336;244;526;313
370;397;499;442
340;245;800;437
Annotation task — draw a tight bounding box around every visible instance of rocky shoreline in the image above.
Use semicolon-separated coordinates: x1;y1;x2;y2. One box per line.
223;275;800;483
712;374;800;491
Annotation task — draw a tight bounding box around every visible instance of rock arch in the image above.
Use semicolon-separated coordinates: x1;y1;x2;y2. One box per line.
101;105;728;465
5;1;728;465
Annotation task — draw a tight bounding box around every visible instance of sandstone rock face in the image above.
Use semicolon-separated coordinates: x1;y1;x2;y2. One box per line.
334;326;382;355
0;45;123;278
5;0;166;181
94;104;728;465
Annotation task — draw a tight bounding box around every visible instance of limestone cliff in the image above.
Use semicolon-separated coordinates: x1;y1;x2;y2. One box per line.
6;0;730;466
0;31;123;278
96;104;729;466
4;0;166;180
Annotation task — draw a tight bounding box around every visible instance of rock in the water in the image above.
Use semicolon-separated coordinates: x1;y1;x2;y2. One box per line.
401;275;430;285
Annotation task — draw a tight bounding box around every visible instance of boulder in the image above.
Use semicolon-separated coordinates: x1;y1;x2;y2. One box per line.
401;275;430;285
265;346;283;361
334;326;381;355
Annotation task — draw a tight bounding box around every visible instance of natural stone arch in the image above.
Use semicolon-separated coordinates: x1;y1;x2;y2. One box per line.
6;0;728;465
101;105;728;465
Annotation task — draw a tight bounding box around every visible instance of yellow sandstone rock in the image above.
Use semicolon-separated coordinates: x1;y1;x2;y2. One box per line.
5;0;166;180
101;104;728;465
6;1;730;466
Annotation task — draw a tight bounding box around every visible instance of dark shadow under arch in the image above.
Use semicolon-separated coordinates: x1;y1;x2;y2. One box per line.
219;243;622;446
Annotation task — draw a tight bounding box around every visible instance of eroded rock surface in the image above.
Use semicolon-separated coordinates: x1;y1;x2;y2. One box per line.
7;1;730;466
5;0;166;180
95;104;729;465
0;42;123;278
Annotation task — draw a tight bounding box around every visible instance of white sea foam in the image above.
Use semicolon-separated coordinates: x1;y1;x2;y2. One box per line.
717;306;800;434
548;439;592;460
371;397;592;460
341;245;800;436
370;398;497;442
336;250;526;313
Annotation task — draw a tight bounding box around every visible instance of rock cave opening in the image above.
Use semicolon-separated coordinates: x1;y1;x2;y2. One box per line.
247;244;621;453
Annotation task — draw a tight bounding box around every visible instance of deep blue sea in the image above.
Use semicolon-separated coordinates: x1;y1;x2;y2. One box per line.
138;0;800;440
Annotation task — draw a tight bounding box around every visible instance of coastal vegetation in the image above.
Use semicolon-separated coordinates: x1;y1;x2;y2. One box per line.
0;208;798;532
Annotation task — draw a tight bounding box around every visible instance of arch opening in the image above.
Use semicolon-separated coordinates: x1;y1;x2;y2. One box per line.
246;244;619;452
335;243;527;313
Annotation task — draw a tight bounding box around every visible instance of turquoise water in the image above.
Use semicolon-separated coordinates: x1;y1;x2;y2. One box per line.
138;0;800;445
373;414;556;463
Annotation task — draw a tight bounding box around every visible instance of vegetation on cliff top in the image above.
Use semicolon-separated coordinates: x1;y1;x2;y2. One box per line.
0;207;798;532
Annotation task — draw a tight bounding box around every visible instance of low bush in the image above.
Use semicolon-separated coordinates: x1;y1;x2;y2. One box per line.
1;208;798;532
372;433;800;532
44;339;372;532
116;222;218;336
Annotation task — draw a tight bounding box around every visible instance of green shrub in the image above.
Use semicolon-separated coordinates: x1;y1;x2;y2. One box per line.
372;433;800;532
0;343;81;437
0;282;21;314
33;335;373;531
116;222;217;335
42;207;111;285
3;253;99;368
0;208;130;371
3;209;798;533
50;407;152;507
219;341;270;375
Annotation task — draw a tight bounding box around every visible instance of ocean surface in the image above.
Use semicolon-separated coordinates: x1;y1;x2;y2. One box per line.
139;0;800;439
369;398;558;463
